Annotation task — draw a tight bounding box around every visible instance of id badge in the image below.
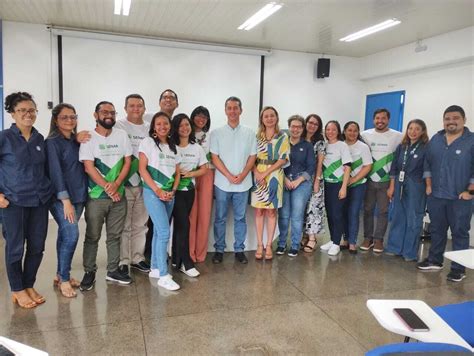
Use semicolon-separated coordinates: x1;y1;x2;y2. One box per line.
399;171;405;183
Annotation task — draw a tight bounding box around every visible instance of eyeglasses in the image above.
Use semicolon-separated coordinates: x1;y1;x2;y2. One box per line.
15;108;38;115
307;121;318;126
98;110;117;116
58;115;78;121
161;95;177;101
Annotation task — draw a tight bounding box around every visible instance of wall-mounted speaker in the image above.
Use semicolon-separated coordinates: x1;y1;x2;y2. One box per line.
316;58;330;78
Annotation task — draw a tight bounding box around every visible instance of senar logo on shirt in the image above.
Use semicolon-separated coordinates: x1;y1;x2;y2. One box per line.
99;144;119;150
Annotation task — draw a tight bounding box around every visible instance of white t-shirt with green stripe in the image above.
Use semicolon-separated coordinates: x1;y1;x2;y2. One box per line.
138;137;181;191
361;129;402;183
176;143;208;191
115;119;149;187
195;130;214;169
323;141;352;183
347;140;373;186
79;128;133;199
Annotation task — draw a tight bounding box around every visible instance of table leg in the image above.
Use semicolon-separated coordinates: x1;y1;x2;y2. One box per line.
404;336;410;343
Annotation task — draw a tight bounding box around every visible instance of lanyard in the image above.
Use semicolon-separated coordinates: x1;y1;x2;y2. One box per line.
401;142;420;172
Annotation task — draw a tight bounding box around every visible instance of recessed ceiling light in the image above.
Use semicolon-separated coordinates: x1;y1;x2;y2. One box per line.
238;2;283;31
339;18;401;42
114;0;131;16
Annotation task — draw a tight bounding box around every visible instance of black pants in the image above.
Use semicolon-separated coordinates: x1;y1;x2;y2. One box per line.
144;218;153;263
172;190;195;270
1;202;49;291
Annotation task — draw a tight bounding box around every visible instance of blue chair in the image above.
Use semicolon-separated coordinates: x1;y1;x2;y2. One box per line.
366;342;472;355
433;301;474;347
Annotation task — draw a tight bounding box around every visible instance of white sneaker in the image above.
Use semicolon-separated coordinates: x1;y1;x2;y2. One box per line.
180;266;200;277
149;269;160;279
320;241;334;251
327;244;341;256
157;274;180;291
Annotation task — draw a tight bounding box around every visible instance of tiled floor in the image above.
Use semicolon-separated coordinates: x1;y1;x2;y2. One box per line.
0;221;472;355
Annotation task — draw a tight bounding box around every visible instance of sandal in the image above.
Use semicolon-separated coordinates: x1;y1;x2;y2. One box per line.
26;288;46;304
12;291;37;309
54;276;80;288
255;245;264;260
304;238;317;253
300;234;309;249
339;241;349;250
265;247;273;260
60;281;77;298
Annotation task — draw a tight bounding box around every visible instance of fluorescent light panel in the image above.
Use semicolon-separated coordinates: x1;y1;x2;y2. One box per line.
114;0;131;16
238;2;282;31
339;18;401;42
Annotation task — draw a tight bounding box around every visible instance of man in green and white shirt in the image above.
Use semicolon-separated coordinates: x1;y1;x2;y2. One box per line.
115;94;150;275
361;108;402;253
79;101;133;291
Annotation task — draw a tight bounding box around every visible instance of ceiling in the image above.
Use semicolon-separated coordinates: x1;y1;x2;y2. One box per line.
0;0;473;57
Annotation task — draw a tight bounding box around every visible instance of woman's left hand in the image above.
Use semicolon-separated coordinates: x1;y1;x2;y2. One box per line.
76;130;91;143
254;170;266;184
63;200;75;224
338;187;347;200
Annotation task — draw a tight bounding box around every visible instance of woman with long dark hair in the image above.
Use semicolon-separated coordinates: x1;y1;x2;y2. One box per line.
139;112;181;290
171;114;208;277
386;119;429;261
319;120;352;256
340;121;372;253
0;92;53;308
46;103;88;297
302;114;326;253
189;106;214;263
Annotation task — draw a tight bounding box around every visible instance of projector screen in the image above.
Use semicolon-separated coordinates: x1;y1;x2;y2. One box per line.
61;35;262;131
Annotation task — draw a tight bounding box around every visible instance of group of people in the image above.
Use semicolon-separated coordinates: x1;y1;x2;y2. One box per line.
0;89;472;308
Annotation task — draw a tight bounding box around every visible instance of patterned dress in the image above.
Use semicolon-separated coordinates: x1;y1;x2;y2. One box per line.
250;132;290;209
304;140;326;234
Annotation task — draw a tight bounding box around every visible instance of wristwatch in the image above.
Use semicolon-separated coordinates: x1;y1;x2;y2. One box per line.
469;190;474;195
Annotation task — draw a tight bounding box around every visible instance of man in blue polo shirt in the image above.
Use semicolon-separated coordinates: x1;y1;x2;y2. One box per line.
210;96;257;264
418;105;473;282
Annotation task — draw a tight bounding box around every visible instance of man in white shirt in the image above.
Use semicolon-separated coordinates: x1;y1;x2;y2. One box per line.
210;97;257;264
115;94;150;275
361;108;402;253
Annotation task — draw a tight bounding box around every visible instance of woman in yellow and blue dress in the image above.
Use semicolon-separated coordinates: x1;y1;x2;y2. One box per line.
251;106;290;260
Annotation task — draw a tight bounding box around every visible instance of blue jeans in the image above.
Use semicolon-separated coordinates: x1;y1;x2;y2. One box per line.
278;180;312;250
386;179;426;260
50;200;85;281
325;182;346;245
213;186;249;252
426;196;471;273
143;188;174;277
343;183;366;245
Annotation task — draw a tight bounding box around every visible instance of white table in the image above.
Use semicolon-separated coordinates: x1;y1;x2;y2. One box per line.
366;299;473;351
0;336;48;356
444;249;474;269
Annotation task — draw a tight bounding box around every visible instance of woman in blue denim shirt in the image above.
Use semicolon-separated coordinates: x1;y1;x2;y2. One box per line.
276;115;316;257
385;119;429;261
0;92;53;309
46;103;88;298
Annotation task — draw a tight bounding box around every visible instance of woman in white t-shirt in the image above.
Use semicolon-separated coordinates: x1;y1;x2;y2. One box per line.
189;106;214;263
340;121;373;253
139;112;181;291
170;114;208;278
319;121;352;256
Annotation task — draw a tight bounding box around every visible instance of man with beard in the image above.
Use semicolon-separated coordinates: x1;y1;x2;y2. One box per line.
418;105;473;282
78;101;133;291
361;109;402;253
144;89;179;263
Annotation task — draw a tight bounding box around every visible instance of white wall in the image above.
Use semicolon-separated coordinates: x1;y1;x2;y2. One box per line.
264;50;364;126
360;26;474;132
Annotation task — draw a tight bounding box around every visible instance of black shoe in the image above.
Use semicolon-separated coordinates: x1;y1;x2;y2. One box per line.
212;252;224;264
287;249;298;257
131;261;151;273
106;269;132;285
447;270;466;282
80;271;96;291
235;252;248;264
118;264;129;275
417;259;443;271
276;247;285;255
349;248;358;255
